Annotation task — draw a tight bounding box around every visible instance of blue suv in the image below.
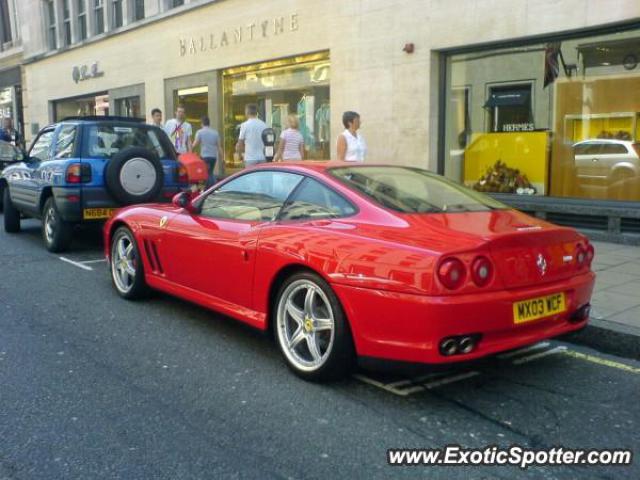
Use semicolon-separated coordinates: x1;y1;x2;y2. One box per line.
0;116;188;252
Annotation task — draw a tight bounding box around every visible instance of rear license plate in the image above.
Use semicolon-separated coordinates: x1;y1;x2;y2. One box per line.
83;208;116;220
513;293;566;324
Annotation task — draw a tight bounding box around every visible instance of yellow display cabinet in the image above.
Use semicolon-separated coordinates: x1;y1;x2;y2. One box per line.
463;132;550;194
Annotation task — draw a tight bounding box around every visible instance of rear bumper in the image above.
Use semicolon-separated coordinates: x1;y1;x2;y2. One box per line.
333;271;595;364
53;185;184;222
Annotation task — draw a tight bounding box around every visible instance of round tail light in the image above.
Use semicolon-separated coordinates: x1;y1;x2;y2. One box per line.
576;245;587;267
586;244;595;266
438;257;466;290
471;256;493;287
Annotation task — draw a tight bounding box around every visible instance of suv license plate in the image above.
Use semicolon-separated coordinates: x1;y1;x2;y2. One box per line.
83;208;116;220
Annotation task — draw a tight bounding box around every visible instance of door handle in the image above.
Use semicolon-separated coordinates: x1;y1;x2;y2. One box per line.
241;250;249;261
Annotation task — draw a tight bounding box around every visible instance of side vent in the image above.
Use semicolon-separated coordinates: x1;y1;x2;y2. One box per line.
143;239;164;274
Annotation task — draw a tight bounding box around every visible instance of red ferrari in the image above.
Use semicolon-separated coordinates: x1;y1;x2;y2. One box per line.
104;162;595;381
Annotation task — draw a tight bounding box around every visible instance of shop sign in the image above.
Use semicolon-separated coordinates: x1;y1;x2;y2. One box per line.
179;13;299;57
72;62;105;83
502;123;535;132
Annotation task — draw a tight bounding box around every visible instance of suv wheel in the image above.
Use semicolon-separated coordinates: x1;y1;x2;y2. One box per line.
3;187;20;233
105;147;164;205
42;197;73;252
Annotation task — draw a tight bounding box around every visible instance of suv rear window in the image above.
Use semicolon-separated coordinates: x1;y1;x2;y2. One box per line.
84;125;173;159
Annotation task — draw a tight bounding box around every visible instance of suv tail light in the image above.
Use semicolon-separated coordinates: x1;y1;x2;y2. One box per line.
66;163;91;183
471;256;493;287
437;257;466;290
177;165;189;184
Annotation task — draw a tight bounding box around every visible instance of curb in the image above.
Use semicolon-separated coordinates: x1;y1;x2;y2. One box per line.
560;319;640;360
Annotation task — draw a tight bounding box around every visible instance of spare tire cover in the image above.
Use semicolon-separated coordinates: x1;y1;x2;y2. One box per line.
105;147;164;205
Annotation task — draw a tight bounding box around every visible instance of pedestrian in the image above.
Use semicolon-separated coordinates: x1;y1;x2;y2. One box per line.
150;108;163;128
164;105;192;154
192;116;223;187
273;114;304;162
235;104;267;167
0;117;23;149
336;111;366;162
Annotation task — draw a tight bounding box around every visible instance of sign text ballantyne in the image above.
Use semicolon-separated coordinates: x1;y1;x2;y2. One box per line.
179;13;299;56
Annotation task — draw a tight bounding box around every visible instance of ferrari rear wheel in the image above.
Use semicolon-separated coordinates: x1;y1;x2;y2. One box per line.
275;272;354;381
110;226;147;299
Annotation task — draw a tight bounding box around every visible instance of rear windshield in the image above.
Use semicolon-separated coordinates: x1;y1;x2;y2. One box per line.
329;166;508;213
84;125;173;159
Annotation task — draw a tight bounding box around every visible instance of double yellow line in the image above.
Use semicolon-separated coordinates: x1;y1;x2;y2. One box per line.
562;350;640;374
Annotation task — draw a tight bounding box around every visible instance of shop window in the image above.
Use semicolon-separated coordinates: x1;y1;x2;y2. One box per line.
114;96;141;118
443;29;640;202
53;92;109;121
222;52;330;170
77;0;87;41
94;0;104;34
45;0;57;50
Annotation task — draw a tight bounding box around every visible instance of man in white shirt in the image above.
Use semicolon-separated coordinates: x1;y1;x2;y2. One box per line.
235;104;267;166
164;105;192;155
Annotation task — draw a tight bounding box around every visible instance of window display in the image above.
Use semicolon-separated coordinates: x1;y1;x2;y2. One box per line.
54;92;109;120
222;52;330;169
444;28;640;203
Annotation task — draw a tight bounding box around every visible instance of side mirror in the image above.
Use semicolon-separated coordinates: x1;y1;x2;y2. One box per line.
172;191;196;213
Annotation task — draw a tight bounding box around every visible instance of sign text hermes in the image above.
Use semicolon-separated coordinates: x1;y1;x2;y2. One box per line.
179;13;299;56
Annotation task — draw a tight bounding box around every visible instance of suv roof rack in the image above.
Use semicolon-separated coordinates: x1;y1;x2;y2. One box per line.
61;115;146;123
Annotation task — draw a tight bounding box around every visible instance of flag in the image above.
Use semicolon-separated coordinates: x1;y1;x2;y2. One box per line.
544;42;562;88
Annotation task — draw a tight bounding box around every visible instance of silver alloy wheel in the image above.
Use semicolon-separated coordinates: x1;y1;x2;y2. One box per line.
44;205;55;243
119;157;157;196
276;279;336;372
111;233;137;294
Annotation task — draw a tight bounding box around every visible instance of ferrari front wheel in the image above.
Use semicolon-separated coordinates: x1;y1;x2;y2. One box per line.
275;272;354;381
110;226;147;300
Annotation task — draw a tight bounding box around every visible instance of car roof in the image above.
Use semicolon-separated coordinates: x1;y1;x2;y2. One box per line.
60;115;146;124
573;139;634;146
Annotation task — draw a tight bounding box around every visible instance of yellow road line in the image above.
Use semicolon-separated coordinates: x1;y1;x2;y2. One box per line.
562;350;640;374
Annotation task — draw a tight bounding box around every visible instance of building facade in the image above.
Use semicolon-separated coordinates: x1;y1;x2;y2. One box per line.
0;0;24;139
18;0;640;241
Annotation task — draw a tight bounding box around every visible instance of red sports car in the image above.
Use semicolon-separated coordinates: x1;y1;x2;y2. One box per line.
104;162;595;381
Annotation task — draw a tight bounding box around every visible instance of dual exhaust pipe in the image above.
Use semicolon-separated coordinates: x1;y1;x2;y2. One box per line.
439;334;482;357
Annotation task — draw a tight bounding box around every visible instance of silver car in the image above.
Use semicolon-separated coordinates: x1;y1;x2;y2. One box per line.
573;139;639;185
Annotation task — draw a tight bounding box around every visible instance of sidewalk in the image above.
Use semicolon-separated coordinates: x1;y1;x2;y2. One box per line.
566;240;640;360
590;241;640;334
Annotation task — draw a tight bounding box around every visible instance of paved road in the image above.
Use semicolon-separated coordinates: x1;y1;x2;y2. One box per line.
1;219;638;479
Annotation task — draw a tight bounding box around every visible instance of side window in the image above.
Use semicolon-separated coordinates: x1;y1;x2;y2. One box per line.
280;178;356;221
200;171;303;222
54;125;77;159
600;143;628;155
28;130;56;162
